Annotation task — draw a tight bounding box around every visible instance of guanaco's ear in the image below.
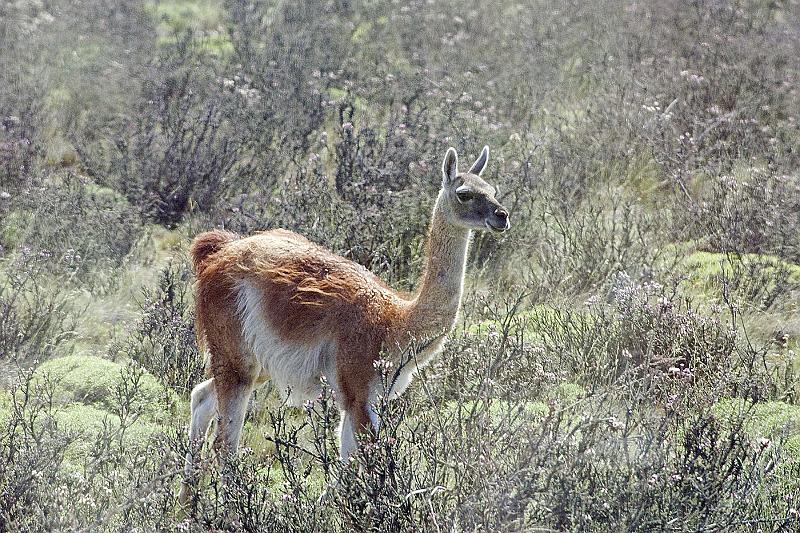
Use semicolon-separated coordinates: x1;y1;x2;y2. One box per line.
442;147;458;185
468;145;489;176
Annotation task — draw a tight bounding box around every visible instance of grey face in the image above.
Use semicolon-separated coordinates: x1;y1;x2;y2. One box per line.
441;146;510;233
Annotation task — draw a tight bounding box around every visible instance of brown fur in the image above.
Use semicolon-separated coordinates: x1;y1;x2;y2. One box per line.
193;230;407;413
189;229;239;275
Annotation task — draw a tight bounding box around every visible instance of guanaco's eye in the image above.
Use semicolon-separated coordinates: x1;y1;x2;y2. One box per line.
455;188;473;203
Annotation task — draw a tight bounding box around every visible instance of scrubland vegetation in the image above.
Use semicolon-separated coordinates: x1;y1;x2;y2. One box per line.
1;0;800;530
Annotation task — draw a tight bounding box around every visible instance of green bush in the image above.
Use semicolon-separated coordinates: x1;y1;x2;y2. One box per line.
34;355;176;418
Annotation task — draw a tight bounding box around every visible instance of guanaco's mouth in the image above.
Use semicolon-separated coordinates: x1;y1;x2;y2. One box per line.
485;219;510;233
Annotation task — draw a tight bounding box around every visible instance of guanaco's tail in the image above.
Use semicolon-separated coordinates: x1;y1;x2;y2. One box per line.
189;229;238;275
190;229;239;376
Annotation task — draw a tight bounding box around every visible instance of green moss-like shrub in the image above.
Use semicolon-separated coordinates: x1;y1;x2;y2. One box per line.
35;355;181;423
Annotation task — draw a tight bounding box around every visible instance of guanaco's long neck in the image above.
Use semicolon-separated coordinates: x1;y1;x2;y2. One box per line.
405;190;471;340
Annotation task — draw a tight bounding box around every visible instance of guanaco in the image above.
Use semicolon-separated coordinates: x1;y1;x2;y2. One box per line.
179;146;510;506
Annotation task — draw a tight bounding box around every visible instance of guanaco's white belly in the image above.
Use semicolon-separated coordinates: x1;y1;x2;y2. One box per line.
236;279;335;405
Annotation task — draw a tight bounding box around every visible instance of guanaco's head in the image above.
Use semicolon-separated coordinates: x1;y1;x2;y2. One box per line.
440;146;510;233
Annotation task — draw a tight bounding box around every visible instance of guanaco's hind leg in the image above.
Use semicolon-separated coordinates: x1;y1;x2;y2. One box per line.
178;368;268;511
179;378;218;508
213;374;256;456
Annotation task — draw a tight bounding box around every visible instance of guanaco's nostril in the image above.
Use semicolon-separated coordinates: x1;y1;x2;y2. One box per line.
495;208;508;219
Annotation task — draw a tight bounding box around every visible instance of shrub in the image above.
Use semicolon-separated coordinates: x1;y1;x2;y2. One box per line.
34;355;177;419
518;189;665;300
122;261;204;397
226;0;343;154
1;0;800;530
0;2;45;194
686;169;800;262
104;52;260;226
0;107;39;195
2;172;142;291
514;274;740;402
80;32;284;227
0;363;185;531
0;249;76;362
683;250;800;312
621;0;800;176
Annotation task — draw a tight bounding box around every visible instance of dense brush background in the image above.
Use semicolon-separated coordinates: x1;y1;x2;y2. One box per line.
1;0;800;530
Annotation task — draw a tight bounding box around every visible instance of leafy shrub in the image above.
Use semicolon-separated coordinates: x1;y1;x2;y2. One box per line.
2;172;142;291
122;262;204;397
687;169;800;262
0;249;76;362
512;274;740;403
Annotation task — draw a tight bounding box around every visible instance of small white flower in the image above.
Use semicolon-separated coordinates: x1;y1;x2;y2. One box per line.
607;417;624;431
